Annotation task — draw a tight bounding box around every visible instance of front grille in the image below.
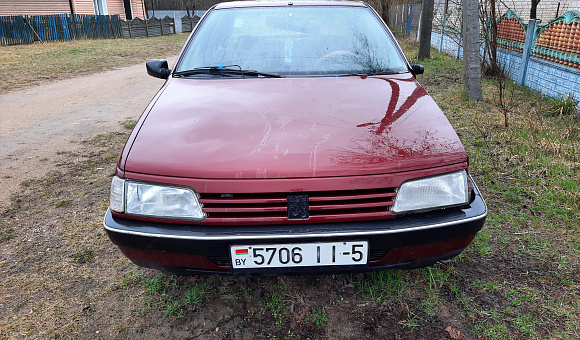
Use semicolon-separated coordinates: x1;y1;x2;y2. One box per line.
198;188;396;225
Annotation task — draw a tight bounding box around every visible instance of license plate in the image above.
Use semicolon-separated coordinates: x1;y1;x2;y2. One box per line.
230;241;368;269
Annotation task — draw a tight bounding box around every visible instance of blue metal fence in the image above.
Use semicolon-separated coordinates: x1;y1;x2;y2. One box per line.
431;10;580;107
0;14;123;46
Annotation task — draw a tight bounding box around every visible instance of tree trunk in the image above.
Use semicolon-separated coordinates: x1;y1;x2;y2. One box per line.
381;0;390;26
489;0;498;74
530;0;541;19
463;0;482;101
418;0;434;60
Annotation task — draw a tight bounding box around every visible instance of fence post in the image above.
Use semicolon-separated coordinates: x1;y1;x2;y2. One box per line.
517;19;539;86
145;18;149;37
399;5;403;32
406;5;413;36
417;3;422;41
456;17;462;59
439;14;446;52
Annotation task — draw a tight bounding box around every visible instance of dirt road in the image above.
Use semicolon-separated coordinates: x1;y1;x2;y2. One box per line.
0;60;173;211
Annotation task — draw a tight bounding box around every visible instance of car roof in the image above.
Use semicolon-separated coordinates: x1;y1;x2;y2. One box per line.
214;0;368;10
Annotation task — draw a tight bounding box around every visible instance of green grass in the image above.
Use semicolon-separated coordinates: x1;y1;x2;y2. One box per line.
262;284;288;328
305;309;329;326
545;92;579;116
55;200;71;207
118;273;210;318
0;228;15;243
164;284;210;318
353;269;407;302
122;120;137;129
72;249;94;264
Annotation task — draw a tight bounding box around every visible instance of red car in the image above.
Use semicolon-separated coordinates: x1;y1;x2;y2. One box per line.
104;1;486;275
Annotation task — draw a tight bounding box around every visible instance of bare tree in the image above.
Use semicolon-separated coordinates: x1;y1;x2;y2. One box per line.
479;0;517;127
418;0;434;59
381;0;390;26
479;0;500;76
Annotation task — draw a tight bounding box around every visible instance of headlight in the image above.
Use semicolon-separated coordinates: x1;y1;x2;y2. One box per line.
391;170;469;214
109;176;206;221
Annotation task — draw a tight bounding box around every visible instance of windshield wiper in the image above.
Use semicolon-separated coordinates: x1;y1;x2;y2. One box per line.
174;65;283;78
336;69;406;77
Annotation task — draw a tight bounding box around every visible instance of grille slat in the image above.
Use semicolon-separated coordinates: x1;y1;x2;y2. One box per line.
202;211;394;225
309;201;393;211
309;192;396;202
203;206;287;213
199;197;287;204
199;188;396;225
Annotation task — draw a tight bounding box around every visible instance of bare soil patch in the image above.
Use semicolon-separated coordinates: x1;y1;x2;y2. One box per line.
0;34;188;94
0;36;186;211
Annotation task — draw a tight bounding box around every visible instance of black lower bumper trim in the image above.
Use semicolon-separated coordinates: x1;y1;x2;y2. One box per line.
130;248;465;276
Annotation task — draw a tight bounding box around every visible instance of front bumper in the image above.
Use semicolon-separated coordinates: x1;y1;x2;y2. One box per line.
104;183;486;275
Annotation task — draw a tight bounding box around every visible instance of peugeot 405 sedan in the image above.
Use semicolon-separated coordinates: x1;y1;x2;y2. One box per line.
104;0;487;275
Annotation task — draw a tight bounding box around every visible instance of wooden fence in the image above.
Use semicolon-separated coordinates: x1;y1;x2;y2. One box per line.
122;16;173;38
181;15;200;33
121;15;199;38
0;14;122;46
1;14;199;45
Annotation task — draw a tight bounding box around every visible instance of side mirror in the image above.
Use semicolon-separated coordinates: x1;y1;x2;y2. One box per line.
410;64;424;75
146;59;171;79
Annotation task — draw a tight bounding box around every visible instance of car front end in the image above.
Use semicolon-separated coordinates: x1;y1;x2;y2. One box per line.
104;1;486;275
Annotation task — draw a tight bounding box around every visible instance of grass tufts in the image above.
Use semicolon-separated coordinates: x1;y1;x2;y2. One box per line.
0;228;15;243
545;93;579;116
72;249;95;264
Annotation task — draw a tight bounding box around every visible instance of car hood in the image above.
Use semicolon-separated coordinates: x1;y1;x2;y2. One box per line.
123;74;467;179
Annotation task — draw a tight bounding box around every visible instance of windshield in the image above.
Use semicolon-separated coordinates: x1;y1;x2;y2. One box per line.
176;5;408;76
